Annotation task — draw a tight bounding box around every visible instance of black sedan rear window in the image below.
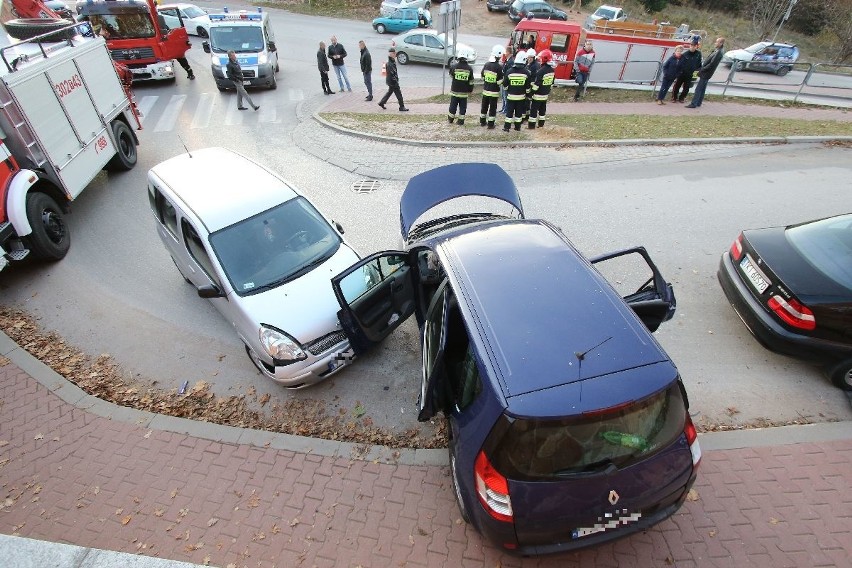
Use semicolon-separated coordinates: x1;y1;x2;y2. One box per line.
786;215;852;290
487;385;687;481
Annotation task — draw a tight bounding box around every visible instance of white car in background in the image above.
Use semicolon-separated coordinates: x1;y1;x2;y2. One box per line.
380;0;432;17
157;3;211;37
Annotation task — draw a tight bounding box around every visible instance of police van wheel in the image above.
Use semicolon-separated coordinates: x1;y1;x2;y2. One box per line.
105;121;137;172
23;192;70;261
4;18;75;41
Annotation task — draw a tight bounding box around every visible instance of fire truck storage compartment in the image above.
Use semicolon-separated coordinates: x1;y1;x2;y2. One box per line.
0;38;128;199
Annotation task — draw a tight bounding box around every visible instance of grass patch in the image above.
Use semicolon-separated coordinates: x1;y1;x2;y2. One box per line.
320;111;852;142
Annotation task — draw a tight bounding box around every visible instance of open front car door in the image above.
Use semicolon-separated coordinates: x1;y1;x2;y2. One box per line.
590;246;677;332
332;251;416;355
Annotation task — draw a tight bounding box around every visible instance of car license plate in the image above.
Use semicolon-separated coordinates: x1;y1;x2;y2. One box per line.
243;80;251;86
572;511;642;539
740;255;770;294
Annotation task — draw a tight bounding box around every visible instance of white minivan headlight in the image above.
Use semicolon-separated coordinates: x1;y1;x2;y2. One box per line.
259;326;306;362
258;52;268;65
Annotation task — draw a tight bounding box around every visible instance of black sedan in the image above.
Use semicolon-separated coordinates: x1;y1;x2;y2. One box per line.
717;213;852;390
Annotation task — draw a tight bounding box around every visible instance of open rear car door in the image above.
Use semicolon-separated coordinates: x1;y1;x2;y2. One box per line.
590;246;677;332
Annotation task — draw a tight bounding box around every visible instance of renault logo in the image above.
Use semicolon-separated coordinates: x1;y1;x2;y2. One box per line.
608;490;620;505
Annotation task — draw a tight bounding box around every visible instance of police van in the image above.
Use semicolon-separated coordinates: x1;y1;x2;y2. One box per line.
201;8;279;90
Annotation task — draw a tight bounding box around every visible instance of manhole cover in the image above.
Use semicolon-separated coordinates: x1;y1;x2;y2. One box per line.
352;180;381;194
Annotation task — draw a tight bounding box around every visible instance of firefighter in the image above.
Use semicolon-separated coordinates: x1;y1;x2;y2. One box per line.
480;44;505;129
521;48;538;123
447;54;474;125
502;54;530;132
528;49;556;129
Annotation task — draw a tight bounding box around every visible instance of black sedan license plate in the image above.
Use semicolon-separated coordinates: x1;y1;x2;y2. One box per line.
740;255;770;294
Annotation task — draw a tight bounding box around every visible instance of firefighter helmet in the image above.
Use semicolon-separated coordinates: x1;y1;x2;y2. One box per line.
538;49;553;65
491;44;505;61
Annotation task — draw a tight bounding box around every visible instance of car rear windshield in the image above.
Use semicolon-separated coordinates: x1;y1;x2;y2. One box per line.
786;215;852;290
487;384;687;481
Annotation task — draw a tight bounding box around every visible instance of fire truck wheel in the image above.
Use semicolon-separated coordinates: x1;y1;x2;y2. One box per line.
105;121;137;172
23;192;70;261
4;18;76;41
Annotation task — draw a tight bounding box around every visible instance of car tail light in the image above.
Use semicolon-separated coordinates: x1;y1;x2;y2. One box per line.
730;234;743;261
684;414;701;467
767;295;816;330
474;450;513;523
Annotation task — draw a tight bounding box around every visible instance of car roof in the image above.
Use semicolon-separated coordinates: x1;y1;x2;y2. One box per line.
148;147;298;233
436;220;671;398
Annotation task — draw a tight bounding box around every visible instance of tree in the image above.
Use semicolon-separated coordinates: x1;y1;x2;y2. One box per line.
641;0;669;12
824;0;852;63
746;0;796;39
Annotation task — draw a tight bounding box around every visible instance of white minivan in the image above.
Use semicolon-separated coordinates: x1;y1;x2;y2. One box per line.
147;148;359;388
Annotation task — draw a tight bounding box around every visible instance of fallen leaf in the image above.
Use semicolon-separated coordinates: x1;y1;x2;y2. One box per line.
271;523;280;534
154;508;165;517
709;529;717;537
0;441;9;447
289;517;300;527
207;518;219;527
686;489;700;502
34;433;44;440
121;515;132;525
408;534;414;545
769;517;780;525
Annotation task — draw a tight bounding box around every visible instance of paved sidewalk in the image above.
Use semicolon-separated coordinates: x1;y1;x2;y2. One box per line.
1;331;851;568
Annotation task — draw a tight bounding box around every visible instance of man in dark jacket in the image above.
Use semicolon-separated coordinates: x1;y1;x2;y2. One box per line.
378;48;409;112
687;37;725;108
447;55;474;125
672;37;702;102
359;40;373;101
226;50;258;111
317;41;334;95
327;35;352;92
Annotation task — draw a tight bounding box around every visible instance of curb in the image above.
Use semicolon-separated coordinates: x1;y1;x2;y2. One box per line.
2;329;850;466
311;112;852;148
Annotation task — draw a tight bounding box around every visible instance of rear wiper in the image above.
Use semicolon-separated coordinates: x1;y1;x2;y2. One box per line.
554;460;618;478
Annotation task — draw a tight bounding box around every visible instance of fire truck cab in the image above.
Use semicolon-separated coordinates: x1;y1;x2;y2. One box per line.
509;19;582;81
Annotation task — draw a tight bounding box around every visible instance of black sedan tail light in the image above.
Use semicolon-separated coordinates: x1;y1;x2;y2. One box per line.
729;234;744;261
767;294;816;330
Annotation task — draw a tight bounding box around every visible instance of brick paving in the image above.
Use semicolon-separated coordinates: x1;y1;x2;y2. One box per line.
1;357;850;567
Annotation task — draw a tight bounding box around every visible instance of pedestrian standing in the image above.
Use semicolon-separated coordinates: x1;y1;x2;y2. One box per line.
656;45;684;105
570;0;581;13
359;40;373;101
499;47;515;114
480;44;505;129
317;41;334;95
448;55;474;125
327;35;353;92
528;49;555;129
521;48;539;122
226;50;259;111
378;47;409;112
687;37;725;108
573;40;595;101
672;37;702;102
503;55;530;132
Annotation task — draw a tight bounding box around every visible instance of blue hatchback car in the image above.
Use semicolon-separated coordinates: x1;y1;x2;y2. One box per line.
332;164;701;554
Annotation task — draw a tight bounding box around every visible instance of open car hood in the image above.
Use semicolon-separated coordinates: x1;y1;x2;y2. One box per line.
399;163;524;240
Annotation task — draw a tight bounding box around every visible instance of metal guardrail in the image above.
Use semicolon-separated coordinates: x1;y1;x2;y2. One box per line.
720;62;852;104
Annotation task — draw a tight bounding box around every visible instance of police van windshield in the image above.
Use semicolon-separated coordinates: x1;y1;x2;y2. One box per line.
487;384;687;481
209;197;341;297
210;26;265;52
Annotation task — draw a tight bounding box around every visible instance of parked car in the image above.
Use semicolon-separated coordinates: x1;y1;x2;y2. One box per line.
717;213;852;390
584;4;627;28
392;29;477;65
380;0;431;17
373;8;431;34
45;0;74;19
508;0;567;22
721;41;799;76
332;163;701;554
148;148;360;389
157;3;211;37
486;0;513;12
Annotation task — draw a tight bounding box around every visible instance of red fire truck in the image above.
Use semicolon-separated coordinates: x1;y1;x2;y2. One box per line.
509;19;696;83
77;0;192;81
0;23;139;271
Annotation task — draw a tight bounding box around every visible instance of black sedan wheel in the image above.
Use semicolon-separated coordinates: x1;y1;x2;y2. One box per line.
826;359;852;391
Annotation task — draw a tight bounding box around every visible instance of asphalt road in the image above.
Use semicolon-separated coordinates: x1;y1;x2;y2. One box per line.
0;4;850;441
